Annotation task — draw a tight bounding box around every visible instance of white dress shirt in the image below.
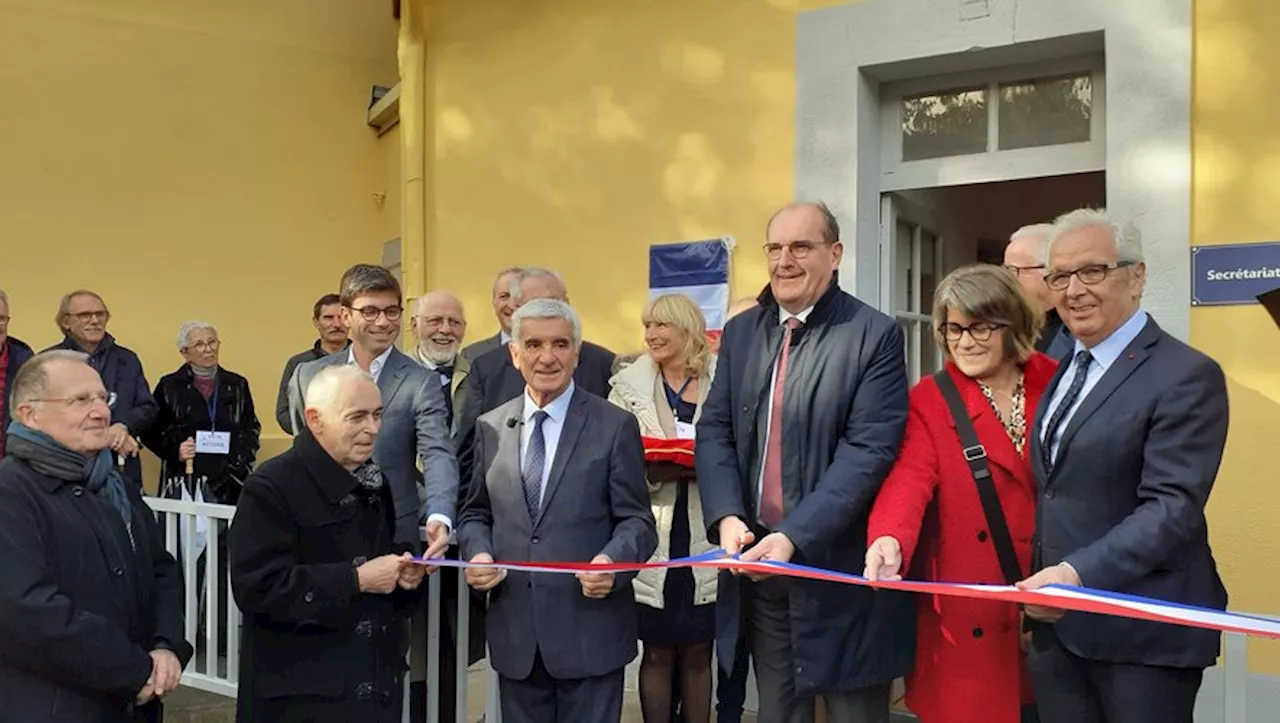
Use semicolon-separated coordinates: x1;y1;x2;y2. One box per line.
520;382;576;507
347;345;395;383
1040;309;1149;462
754;305;815;519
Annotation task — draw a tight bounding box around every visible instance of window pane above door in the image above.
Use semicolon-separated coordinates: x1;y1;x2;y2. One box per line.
901;87;987;161
997;74;1092;151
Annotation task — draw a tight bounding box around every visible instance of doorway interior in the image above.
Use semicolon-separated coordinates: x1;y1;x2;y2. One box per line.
883;171;1106;383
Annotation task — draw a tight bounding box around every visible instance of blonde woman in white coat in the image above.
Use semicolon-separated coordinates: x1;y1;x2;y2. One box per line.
609;293;718;723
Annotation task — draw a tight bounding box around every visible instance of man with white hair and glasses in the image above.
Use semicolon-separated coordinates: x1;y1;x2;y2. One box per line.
1016;208;1230;723
1004;223;1073;359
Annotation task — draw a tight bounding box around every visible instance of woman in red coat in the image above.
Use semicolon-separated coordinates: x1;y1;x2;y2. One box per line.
865;264;1059;723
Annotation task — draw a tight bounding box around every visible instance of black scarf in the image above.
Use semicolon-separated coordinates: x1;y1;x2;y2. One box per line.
6;422;135;545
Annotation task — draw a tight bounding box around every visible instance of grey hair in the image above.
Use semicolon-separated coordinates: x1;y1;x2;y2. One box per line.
1048;208;1145;264
0;288;8;305
9;350;90;417
1009;223;1056;265
304;364;375;417
766;201;841;244
55;289;107;331
511;298;582;349
176;320;218;349
508;267;568;306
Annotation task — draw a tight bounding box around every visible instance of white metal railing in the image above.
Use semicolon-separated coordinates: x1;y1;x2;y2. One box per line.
146;496;239;698
142;496;502;722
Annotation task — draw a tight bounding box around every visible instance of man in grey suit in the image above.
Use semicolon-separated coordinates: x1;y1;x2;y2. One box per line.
1017;209;1230;723
460;266;522;361
458;298;657;723
289;264;458;557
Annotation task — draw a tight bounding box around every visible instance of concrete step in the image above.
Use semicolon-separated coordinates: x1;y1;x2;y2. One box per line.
163;686;237;723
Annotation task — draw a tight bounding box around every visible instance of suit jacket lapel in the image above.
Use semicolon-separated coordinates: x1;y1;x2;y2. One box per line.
491;397;531;528
378;349;410;402
1030;357;1070;482
1054;320;1160;466
538;389;587;525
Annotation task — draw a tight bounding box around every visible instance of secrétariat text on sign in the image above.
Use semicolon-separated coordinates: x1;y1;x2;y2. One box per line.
1190;240;1280;306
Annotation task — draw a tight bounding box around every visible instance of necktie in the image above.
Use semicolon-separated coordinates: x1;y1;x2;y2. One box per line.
760;317;802;529
522;411;549;520
1042;349;1094;467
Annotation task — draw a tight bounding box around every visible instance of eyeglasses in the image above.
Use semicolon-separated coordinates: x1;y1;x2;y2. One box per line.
1003;264;1045;276
31;391;117;410
1044;261;1136;291
186;339;220;352
762;240;832;260
415;315;464;329
351;304;403;322
69;310;109;322
939;321;1007;342
0;315;9;325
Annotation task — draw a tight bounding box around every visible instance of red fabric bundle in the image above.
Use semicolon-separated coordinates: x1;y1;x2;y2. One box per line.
641;436;695;468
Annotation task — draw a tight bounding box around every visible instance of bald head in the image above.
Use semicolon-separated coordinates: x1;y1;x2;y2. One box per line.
412;290;467;365
303;365;383;469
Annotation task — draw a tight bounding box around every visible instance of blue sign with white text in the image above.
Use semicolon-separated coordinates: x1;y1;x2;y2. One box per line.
1190;241;1280;306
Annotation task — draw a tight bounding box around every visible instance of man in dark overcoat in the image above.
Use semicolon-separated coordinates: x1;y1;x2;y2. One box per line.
697;201;915;723
229;364;427;723
0;350;192;723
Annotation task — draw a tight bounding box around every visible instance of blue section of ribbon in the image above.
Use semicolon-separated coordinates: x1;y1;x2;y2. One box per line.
649;239;729;289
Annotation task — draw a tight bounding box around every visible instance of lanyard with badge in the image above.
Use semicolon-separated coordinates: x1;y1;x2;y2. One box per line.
195;385;231;456
664;376;697;440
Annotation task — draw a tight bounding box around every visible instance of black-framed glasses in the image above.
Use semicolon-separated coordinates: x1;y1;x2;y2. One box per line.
1044;261;1136;291
350;304;403;322
1004;264;1045;276
939;321;1007;342
762;240;832;260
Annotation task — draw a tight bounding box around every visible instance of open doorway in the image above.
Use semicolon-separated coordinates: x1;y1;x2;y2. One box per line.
882;171;1105;383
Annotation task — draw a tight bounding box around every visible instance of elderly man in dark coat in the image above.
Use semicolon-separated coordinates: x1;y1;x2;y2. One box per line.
697;201;914;723
0;350;192;723
229;364;427;723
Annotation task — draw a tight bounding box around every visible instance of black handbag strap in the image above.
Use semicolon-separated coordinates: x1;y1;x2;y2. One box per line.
933;370;1023;586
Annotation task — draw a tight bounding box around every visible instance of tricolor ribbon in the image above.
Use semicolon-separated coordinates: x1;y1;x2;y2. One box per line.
413;550;1280;640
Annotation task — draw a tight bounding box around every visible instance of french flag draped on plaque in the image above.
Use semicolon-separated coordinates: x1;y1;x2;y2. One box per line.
649;238;733;342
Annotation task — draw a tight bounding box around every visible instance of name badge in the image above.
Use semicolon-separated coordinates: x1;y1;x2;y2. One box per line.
196;430;232;455
674;421;697;440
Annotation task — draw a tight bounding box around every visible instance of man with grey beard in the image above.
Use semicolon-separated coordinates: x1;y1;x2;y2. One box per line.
409;291;470;434
406;289;483;723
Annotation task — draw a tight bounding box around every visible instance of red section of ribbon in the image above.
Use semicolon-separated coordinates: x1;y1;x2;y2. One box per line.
641;436;695;468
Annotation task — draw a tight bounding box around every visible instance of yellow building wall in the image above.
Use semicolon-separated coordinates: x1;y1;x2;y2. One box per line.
1193;0;1280;674
0;0;401;468
422;0;847;353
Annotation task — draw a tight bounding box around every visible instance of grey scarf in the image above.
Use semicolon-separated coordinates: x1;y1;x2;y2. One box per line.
351;459;385;492
6;422;135;546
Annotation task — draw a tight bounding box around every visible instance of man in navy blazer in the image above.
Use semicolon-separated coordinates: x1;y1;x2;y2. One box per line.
458;298;656;723
1017;209;1230;723
697;202;913;723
